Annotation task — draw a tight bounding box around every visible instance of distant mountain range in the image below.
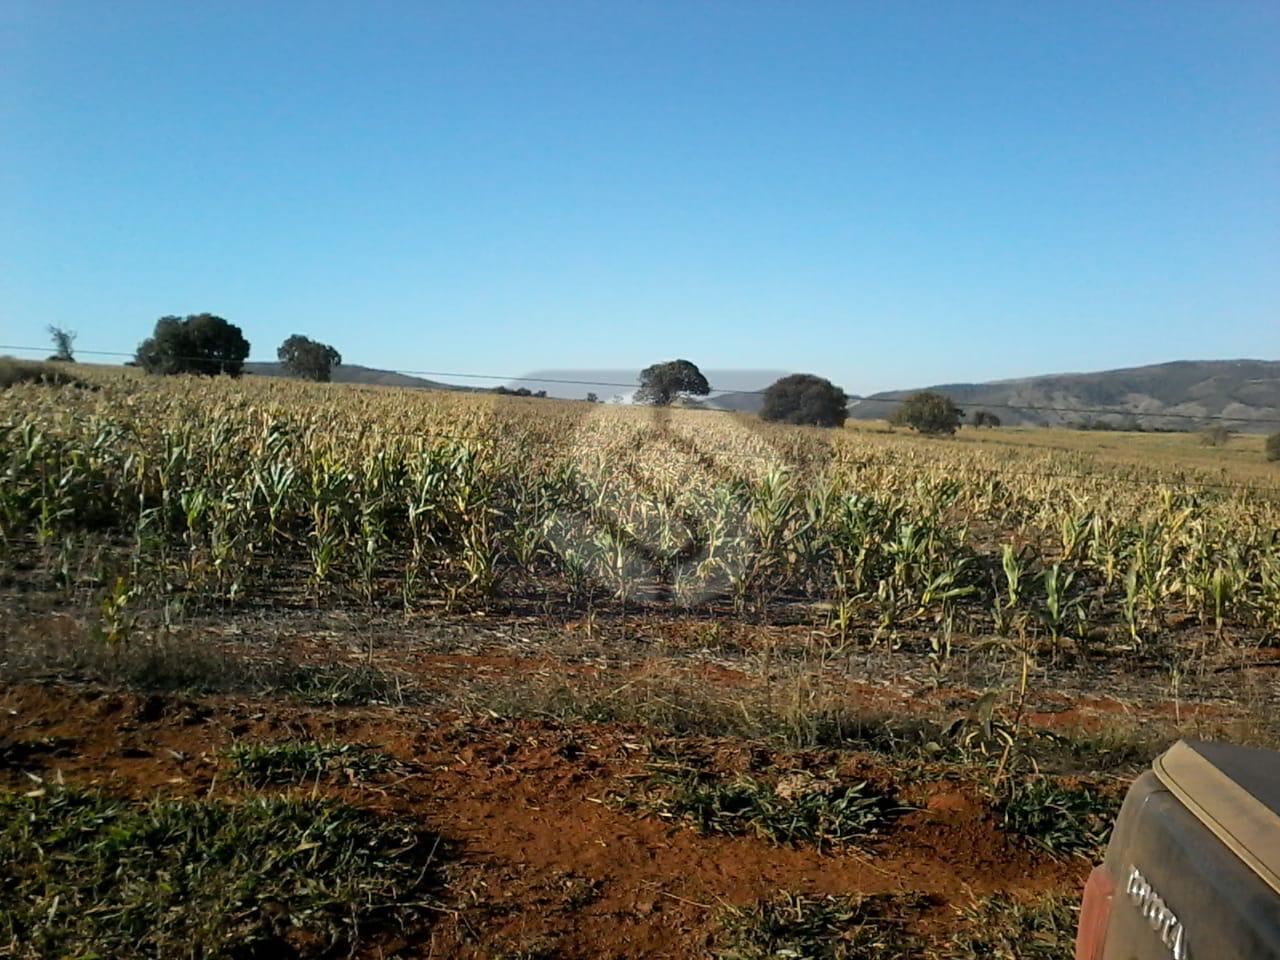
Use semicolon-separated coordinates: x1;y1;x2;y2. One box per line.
244;363;791;404
244;362;476;392
243;358;1280;433
847;359;1280;432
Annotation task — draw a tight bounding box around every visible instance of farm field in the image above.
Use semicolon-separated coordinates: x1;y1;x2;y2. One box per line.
3;367;1280;959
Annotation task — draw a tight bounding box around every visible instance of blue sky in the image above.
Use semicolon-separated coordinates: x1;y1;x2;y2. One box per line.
2;1;1277;394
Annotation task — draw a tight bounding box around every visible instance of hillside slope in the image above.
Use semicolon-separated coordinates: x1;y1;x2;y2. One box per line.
849;359;1280;432
244;362;472;391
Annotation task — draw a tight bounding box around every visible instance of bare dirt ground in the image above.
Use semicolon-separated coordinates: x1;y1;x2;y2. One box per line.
1;679;1071;958
6;603;1276;958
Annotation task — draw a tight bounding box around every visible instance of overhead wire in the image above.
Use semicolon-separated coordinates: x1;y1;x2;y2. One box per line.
4;341;1280;426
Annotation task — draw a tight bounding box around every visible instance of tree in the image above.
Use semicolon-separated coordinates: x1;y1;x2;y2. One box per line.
277;334;342;382
892;391;964;436
47;325;77;363
1266;432;1280;463
135;314;250;377
759;374;849;428
635;359;710;406
585;392;599;403
1198;425;1231;447
972;410;1002;428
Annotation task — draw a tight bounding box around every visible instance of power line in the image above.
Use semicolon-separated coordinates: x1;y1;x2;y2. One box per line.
4;342;1280;425
385;365;1280;426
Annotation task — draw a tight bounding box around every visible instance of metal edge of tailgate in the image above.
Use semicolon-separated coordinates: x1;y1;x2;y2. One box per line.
1152;740;1280;897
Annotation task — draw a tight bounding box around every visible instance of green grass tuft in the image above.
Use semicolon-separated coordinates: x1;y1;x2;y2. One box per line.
276;661;411;706
715;891;927;960
946;894;1079;959
629;765;899;851
226;740;398;786
997;777;1117;859
0;787;440;959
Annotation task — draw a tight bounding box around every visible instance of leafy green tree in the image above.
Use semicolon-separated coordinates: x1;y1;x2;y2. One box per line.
892;391;965;436
1266;432;1280;462
759;374;849;427
135;314;250;377
277;335;342;382
47;326;77;363
972;410;1002;428
635;359;710;406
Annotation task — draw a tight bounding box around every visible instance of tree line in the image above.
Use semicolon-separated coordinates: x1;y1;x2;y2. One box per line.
41;318;1277;455
124;315;341;382
36;317;1005;434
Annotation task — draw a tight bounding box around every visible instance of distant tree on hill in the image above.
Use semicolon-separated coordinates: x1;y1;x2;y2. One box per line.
493;386;548;398
277;335;342;382
135;314;250;377
759;374;848;428
585;392;599;403
635;359;710;406
1267;432;1280;462
972;410;1002;428
1198;425;1232;447
47;325;77;363
892;391;964;436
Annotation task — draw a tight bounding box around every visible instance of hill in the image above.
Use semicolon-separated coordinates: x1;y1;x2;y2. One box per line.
849;359;1280;432
244;362;472;391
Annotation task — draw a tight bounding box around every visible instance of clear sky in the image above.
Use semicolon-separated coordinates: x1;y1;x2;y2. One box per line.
2;1;1277;394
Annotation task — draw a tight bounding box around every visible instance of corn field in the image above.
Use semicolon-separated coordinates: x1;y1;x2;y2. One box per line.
3;370;1279;656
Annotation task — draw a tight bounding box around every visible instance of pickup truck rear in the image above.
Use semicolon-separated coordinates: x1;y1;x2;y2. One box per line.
1075;739;1280;959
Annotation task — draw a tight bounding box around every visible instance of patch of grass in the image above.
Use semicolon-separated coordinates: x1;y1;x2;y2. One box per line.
489;935;560;960
0;357;90;390
0;624;261;693
715;891;927;960
272;661;412;706
550;870;601;910
0;787;441;959
1;622;414;705
944;894;1078;960
996;777;1117;859
1032;724;1170;775
470;672;1148;776
472;672;952;758
475;672;766;739
629;764;899;851
0;736;77;768
226;740;398;786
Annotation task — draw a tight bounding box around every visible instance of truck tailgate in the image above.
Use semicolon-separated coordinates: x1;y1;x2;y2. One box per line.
1097;741;1280;959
